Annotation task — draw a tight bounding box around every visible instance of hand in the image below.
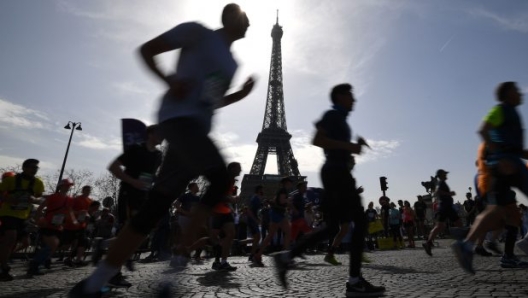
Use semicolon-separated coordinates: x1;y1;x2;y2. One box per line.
240;76;255;97
131;179;148;190
450;191;456;196
357;186;364;194
357;136;371;149
347;143;363;154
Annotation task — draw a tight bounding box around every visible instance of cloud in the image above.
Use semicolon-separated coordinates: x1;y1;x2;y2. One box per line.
356;139;401;164
113;82;151;96
439;34;456;53
0;98;51;130
75;134;122;150
470;8;528;33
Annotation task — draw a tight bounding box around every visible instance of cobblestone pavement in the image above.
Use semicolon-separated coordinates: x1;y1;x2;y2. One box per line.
2;239;528;298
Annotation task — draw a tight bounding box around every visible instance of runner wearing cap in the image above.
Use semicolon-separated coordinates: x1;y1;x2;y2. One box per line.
422;169;462;256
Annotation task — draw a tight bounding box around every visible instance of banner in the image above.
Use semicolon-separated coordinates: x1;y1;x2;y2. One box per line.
121;118;147;152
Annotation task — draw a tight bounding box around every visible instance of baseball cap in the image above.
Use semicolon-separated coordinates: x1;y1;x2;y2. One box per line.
58;178;74;187
436;169;449;177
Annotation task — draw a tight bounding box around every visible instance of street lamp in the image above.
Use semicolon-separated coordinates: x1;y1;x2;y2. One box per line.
56;121;82;190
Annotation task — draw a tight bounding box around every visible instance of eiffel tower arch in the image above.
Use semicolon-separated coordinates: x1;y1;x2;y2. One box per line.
240;15;306;201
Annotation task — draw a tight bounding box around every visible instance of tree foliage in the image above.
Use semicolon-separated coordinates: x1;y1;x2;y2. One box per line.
93;172;120;201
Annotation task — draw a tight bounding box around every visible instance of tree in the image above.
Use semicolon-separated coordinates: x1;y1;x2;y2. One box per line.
0;164;21;174
93;172;120;201
41;168;95;195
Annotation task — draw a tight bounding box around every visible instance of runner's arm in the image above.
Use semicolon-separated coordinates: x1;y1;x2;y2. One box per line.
219;77;255;108
139;36;175;88
312;128;362;154
108;158;145;190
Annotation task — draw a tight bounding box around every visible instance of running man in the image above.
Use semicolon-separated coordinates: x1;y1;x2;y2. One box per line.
69;3;254;296
273;84;385;297
90;124;162;286
422;169;463;256
0;159;44;282
453;82;528;274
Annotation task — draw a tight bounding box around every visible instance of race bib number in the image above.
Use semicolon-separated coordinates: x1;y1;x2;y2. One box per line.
51;214;65;226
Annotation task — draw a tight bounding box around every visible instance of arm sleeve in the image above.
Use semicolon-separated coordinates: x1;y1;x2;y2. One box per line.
483;105;503;127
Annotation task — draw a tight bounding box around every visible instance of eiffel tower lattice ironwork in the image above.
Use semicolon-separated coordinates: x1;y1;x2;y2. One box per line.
241;14;305;201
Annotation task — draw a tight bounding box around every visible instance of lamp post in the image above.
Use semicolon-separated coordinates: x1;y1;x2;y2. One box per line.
56;121;82;190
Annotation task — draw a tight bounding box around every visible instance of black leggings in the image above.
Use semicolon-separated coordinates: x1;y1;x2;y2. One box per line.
130;118;229;235
290;166;365;277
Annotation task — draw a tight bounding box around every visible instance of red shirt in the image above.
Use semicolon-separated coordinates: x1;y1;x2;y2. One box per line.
64;195;93;230
41;193;73;231
212;179;236;214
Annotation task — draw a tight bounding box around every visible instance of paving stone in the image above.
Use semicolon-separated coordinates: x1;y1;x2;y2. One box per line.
1;239;527;297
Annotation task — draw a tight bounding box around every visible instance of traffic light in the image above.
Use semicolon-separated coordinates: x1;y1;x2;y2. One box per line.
379;176;388;192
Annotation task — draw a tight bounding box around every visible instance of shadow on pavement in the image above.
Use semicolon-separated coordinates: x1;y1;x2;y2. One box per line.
193;271;242;289
365;264;435;274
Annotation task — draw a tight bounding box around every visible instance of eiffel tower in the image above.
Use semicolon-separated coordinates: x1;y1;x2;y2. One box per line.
240;14;306;201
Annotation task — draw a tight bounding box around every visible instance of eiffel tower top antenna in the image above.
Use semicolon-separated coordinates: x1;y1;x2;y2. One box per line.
276;9;279;24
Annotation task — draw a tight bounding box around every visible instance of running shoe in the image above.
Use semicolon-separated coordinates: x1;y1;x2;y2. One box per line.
515;238;528;255
251;256;265;267
500;255;528;268
107;272;132;288
272;251;290;289
474;245;492;257
451;240;475;274
324;254;342;265
422;242;432;256
346;277;386;297
218;262;237;271
211;261;221;270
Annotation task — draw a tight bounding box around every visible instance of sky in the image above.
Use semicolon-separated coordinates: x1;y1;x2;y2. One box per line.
1;0;528;205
